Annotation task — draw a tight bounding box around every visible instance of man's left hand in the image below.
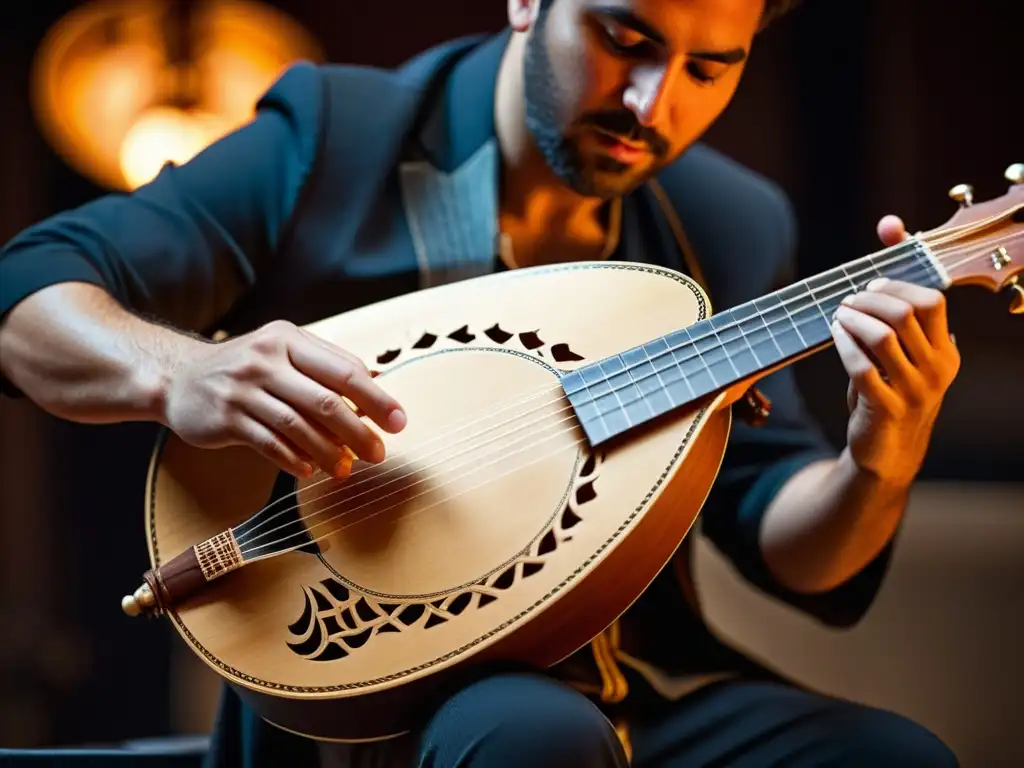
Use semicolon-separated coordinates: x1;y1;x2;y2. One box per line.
830;214;961;486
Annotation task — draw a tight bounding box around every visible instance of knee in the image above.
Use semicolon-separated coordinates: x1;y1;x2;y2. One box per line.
419;672;626;768
841;706;958;766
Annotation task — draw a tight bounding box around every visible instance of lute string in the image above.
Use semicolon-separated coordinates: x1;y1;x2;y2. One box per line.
239;230;1015;548
243;430;591;561
236;231;1018;546
245;219;1010;555
238;238;1018;555
240;410;583;553
239;405;581;547
241;246;942;552
238;237;932;539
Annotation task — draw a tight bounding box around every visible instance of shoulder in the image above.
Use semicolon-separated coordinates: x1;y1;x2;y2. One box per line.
249;58;427;188
653;143;800;304
254;59;408;135
254;35;486;160
259;34;488;114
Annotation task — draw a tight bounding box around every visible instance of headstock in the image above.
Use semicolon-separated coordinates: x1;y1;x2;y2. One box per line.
919;163;1024;313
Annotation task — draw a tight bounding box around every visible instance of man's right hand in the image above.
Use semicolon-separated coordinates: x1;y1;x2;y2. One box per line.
161;320;407;479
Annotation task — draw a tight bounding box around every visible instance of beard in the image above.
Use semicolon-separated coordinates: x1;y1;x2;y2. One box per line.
523;8;671;199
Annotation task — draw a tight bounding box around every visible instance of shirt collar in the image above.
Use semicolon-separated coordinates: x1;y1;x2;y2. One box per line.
418;28;512;173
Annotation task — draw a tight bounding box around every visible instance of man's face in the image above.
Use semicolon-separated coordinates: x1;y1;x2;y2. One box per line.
519;0;764;199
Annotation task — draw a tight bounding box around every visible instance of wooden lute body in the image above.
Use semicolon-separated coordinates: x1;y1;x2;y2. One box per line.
125;168;1023;742
142;261;731;741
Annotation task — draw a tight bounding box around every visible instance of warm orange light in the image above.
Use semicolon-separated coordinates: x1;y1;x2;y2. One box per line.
119;106;229;188
31;0;322;190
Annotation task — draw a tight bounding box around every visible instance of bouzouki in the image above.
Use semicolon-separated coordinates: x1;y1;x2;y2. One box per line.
121;164;1023;742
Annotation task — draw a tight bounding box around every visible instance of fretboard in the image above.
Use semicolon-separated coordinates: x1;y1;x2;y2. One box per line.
561;238;949;447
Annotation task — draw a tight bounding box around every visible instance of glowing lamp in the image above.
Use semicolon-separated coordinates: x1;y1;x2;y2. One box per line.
31;0;322;191
119;106;228;188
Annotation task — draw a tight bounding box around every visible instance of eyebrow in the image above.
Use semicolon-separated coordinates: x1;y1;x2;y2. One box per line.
592;6;748;65
594;6;667;45
690;47;747;65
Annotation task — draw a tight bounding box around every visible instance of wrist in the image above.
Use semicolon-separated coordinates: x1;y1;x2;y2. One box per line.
840;446;916;497
132;328;202;426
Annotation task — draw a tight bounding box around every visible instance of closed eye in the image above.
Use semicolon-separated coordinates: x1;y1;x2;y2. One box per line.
686;60;718;85
596;20;657;59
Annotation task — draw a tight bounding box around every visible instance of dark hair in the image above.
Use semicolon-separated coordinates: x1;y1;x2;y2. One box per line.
759;0;803;29
537;0;803;31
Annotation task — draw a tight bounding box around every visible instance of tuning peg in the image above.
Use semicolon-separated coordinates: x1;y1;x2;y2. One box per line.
1008;280;1024;315
1005;163;1024;185
948;183;974;207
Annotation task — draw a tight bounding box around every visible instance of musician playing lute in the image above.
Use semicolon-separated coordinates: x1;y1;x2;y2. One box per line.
0;0;960;765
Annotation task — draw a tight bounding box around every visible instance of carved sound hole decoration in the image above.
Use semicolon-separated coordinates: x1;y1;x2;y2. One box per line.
285;452;604;662
374;322;585;366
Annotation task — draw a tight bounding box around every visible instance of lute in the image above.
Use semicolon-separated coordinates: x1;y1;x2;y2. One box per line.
121;164;1023;742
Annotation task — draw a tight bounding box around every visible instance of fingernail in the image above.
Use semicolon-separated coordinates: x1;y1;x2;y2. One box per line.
867;277;889;291
841;293;856;306
370;440;386;464
388;408;407;432
300;462;314;477
333;448;355;478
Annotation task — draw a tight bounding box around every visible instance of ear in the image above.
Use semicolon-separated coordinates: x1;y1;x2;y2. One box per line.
507;0;541;32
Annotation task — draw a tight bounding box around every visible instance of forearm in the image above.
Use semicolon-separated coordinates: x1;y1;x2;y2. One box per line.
758;448;911;594
0;282;197;424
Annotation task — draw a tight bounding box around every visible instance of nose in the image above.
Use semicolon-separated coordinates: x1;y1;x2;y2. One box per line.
622;64;670;127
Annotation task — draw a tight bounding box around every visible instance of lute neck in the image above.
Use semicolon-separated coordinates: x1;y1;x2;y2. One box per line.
561;237;950;447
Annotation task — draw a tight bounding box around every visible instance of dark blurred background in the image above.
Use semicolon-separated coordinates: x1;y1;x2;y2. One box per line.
0;0;1021;762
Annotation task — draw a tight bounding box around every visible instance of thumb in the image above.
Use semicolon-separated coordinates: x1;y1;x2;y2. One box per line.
876;214;908;247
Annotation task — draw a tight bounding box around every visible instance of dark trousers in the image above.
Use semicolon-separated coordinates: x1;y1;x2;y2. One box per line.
315;670;957;768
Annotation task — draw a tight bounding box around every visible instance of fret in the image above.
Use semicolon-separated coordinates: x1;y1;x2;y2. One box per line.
660;328;692;366
752;294;804;358
775;282;808;304
841;261;873;293
683;320;740;392
701;316;743;378
912;241;952;289
880;247;914;283
804;269;852;320
871;243;924;284
884;241;948;290
558;368;586;397
788;286;833;347
778;301;811;348
603;354;651;426
643;336;697;405
804;268;845;296
732;310;765;368
670;326;719;395
561;239;953;450
559;367;608;442
590;355;638;435
730;302;786;370
620;344;675;414
709;312;758;377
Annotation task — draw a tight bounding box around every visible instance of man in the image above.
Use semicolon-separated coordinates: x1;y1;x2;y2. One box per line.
0;0;961;765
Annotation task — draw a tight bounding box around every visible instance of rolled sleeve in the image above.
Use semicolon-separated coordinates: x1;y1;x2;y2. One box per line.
0;247;107;324
0;61;324;395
